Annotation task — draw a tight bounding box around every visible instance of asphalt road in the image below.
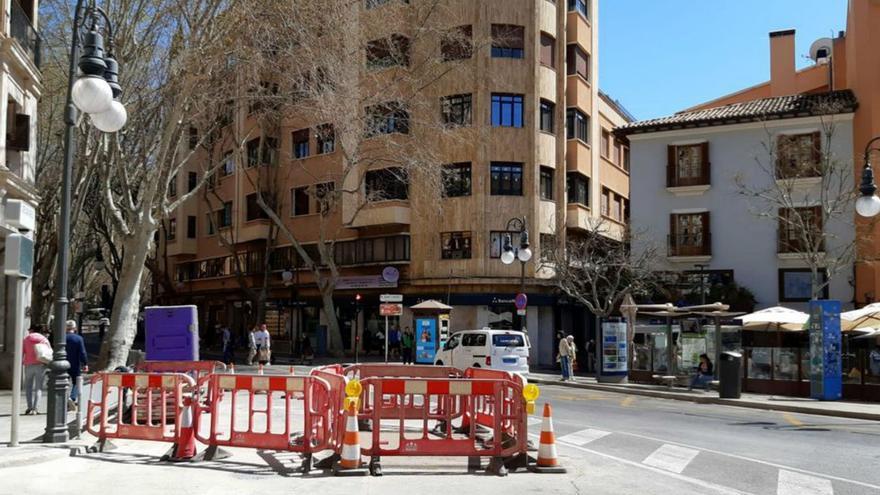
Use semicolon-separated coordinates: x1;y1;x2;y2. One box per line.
538;383;880;495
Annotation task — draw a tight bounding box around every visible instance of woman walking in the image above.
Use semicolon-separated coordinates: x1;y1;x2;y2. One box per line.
23;325;51;415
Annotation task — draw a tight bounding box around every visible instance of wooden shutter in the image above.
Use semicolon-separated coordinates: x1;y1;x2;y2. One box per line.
812;205;824;251
700;141;710;184
667;145;676;187
540;33;555;68
775;135;788;177
811;131;822;171
700;212;711;255
8;113;30;151
669;214;677;252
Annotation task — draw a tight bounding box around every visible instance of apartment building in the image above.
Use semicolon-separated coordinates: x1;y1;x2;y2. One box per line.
0;0;40;386
159;0;632;367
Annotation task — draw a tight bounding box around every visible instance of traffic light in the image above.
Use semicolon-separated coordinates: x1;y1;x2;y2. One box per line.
355;293;362;302
354;293;363;313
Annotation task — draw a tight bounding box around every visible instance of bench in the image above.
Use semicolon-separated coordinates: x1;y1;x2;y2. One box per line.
652;375;678;389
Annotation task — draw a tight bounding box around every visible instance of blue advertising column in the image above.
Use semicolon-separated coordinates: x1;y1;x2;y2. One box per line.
414;317;438;364
808;300;842;401
598;318;628;384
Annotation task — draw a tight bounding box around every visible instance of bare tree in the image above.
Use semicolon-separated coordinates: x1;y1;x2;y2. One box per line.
735;114;862;300
187;0;481;355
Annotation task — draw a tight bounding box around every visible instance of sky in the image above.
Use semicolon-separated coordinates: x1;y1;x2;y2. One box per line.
599;0;848;121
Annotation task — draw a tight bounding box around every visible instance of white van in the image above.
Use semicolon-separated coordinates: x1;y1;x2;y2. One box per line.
434;329;530;375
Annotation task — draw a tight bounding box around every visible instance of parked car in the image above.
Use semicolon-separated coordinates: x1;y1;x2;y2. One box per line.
434;328;530;375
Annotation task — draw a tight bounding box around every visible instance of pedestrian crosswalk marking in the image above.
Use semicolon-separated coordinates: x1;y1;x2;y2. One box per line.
528;417;543;426
558;428;611;446
642;444;700;474
777;470;833;495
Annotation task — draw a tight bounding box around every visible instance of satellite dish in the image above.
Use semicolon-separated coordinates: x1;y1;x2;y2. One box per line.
809;37;833;65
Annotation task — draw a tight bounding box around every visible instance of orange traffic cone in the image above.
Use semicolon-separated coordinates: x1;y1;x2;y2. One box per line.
164;397;197;462
334;403;367;476
531;403;566;473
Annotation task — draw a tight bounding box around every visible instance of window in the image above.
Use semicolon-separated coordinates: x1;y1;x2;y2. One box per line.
206;213;216;235
333;235;411;265
540;233;557;261
491;24;524;59
441;231;472;259
441;93;473;127
186;216;197;239
365;102;410;136
566;44;589;80
669;212;711;257
293;186;310;216
778;206;823;253
489;231;518;258
613;142;621;165
316;124;335;154
462;333;487;346
622;144;630;172
167;218;177;241
567;172;589;205
220;152;234;177
490;162;523;196
779;268;828;302
539;32;556;68
292;129;310;159
566;108;589;142
442;163;471;197
246;137;278;167
168;174;177;197
366;34;410;69
218;202;233;228
187;172;197;192
315;182;335;214
777;132;821;179
441;25;473;61
539;99;555;133
188;127;198;150
568;0;589;18
491;93;524;128
365;167;408;201
601;129;611;158
600;187;609;216
540;166;554;200
667;143;710;187
610;192;621;221
246;193;268;221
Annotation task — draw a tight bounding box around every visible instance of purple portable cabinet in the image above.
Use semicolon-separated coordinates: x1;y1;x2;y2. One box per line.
145;305;199;361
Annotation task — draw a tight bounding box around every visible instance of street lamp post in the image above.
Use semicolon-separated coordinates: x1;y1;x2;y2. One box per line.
500;216;532;332
856;136;880;218
45;0;127;443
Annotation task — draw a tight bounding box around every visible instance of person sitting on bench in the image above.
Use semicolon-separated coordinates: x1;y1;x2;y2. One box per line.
688;354;714;391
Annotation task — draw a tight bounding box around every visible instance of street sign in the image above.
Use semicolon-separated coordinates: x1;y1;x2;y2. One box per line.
3;234;33;278
380;303;403;316
514;293;528;310
380;294;403;303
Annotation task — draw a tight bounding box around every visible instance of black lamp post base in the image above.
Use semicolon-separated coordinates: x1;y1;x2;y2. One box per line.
43;369;71;443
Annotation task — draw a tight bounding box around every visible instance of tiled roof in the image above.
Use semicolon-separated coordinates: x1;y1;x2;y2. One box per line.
616;90;857;136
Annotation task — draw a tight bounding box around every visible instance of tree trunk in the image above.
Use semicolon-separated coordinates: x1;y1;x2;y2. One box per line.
99;228;154;370
811;267;820;301
319;286;344;356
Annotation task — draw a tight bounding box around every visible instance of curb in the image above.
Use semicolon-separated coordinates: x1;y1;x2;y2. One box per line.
530;377;880;422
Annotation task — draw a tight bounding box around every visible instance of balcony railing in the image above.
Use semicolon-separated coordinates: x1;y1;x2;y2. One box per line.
777;236;823;254
668;233;712;257
10;0;40;68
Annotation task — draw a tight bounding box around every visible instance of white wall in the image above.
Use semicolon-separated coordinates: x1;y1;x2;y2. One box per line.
629;115;855;310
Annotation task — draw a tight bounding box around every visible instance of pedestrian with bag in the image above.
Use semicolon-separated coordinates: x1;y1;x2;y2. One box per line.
254;323;271;366
23;325;52;415
65;320;89;411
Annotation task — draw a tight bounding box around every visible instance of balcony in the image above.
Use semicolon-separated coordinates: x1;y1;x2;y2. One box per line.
667;162;711;196
777;236;823;258
350;200;410;228
668;233;712;260
10;0;40;68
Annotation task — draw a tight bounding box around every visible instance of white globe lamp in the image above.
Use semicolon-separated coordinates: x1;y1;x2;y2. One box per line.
72;75;113;114
500;249;515;265
856;194;880;218
517;247;533;263
90;100;127;132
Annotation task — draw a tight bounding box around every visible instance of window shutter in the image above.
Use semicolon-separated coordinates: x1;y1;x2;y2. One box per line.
667;145;676;187
669;214;677;249
775;135;787;176
8;114;30;151
701;212;711;254
700;141;710;183
811;131;822;169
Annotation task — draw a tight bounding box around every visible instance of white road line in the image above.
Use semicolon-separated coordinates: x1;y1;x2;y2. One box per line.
777;470;834;495
595;428;880;492
642;444;700;474
528;417;543;426
530;433;752;495
557;428;611;446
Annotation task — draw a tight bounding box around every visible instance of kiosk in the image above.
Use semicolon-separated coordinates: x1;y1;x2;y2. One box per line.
410;300;452;365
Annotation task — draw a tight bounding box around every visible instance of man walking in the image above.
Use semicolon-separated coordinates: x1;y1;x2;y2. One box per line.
254;323;271;365
65;320;89;410
558;335;574;381
247;326;257;365
401;326;414;365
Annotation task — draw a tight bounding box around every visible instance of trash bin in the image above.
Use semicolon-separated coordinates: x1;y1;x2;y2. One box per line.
719;351;742;399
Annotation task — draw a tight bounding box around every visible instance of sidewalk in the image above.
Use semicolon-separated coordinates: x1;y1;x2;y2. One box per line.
528;370;880;421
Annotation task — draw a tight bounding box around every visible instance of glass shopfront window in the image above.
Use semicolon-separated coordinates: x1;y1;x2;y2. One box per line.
773;348;799;381
748;348;772;380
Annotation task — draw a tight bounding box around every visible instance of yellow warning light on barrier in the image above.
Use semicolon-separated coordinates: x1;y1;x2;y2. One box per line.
523;383;540;402
344;396;359;411
345;379;362;398
526;401;536;415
